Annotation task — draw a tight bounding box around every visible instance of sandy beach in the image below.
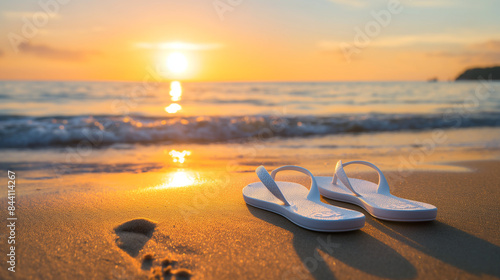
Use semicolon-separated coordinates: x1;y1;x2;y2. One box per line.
2;0;500;278
1;156;499;280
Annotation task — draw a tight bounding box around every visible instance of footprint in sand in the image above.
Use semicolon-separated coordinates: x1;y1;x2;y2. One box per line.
114;218;157;257
114;218;193;279
142;255;192;280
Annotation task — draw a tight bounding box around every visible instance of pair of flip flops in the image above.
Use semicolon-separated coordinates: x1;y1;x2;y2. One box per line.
242;160;437;232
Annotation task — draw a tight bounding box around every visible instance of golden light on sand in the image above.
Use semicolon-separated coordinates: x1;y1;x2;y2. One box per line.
165;103;182;114
150;170;197;190
170;81;182;102
167;171;195;187
166;52;188;74
169;149;192;164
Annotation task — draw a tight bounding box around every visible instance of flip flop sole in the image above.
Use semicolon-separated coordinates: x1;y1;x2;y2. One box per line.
243;183;365;232
322;195;437;222
316;176;437;222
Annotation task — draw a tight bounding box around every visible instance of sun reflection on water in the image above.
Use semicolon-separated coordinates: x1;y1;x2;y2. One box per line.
165;81;183;114
148;149;196;189
170;81;182;102
169;149;192;163
165;103;182;113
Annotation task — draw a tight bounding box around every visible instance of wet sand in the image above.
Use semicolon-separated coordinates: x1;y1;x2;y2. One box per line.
0;160;499;280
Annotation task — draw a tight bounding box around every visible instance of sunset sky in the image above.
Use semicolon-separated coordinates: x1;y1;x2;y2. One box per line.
0;0;499;82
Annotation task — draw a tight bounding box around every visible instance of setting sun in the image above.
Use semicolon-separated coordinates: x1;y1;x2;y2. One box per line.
166;52;188;74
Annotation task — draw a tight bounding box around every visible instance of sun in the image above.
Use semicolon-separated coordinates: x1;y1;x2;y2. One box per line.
166;52;188;74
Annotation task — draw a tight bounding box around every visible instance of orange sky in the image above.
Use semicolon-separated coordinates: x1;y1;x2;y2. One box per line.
0;0;499;82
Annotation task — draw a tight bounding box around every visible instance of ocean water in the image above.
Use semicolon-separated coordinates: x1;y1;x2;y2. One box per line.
1;80;500;193
0;80;499;148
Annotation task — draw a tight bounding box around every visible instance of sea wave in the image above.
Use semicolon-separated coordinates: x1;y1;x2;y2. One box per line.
1;113;499;148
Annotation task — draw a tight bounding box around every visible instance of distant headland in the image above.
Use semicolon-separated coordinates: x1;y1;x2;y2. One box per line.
455;66;500;81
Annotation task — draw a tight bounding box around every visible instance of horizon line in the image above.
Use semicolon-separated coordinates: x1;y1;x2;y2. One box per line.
0;78;459;83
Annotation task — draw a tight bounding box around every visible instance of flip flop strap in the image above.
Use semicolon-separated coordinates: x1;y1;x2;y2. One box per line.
332;160;390;196
256;166;291;206
270;165;321;202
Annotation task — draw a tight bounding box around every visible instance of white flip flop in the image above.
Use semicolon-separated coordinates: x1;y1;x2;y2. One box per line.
242;165;365;232
316;160;437;222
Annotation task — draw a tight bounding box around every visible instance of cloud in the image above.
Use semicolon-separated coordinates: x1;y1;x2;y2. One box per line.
405;0;454;8
2;11;60;19
326;0;367;8
428;40;500;63
135;42;223;51
469;40;500;52
18;42;97;61
318;36;500;66
372;34;484;48
318;34;495;52
326;0;454;8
